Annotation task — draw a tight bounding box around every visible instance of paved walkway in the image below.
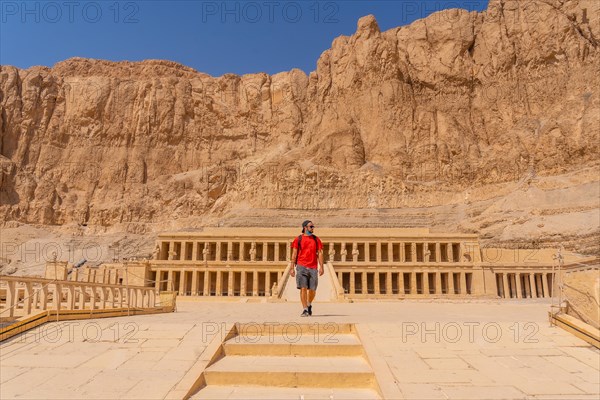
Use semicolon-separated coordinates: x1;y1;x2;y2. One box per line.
1;299;599;399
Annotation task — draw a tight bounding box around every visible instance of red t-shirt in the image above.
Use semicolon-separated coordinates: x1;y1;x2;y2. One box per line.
292;235;323;269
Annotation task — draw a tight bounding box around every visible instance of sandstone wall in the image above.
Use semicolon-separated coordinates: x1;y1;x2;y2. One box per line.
1;0;599;253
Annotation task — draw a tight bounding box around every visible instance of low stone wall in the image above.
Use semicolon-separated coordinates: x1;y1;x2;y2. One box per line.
563;269;600;329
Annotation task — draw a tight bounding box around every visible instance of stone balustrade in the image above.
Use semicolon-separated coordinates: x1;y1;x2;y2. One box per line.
0;275;156;318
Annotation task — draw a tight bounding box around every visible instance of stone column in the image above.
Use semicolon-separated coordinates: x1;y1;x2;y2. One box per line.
263;242;268;261
155;270;161;291
448;272;455;295
5;281;16;317
388;244;394;264
286;242;291;262
350;271;356;295
386;271;392;295
241;271;247;296
398;272;405;295
542;273;550;298
228;271;234;296
214;241;221;262
400;243;405;262
410;272;417;295
352;243;358;262
374;272;380;295
365;243;370;263
53;283;62;311
179;271;187;295
411;243;417;262
89;286;96;310
252;271;259;296
203;271;210;296
362;272;368;295
529;274;536;298
274;243;280;263
435;243;441;263
192;242;199;261
79;286;86;309
265;272;271;296
516;273;523;298
501;273;509;298
72;268;79;282
167;270;174;292
376;243;382;262
66;286;75;310
436;272;443;295
423;272;429;295
448;244;454;263
215;271;222;296
191;270;198;295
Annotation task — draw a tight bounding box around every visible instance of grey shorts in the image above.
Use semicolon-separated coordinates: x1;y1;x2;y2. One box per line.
296;265;318;291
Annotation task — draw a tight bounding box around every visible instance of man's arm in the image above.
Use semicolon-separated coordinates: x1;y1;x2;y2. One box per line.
290;248;297;277
318;249;324;276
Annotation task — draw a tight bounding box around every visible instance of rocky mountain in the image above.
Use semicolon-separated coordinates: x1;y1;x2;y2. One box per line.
1;0;599;255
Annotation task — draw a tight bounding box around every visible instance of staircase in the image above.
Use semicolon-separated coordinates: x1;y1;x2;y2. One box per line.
191;323;381;399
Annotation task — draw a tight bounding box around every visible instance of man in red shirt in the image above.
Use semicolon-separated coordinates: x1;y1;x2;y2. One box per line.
290;220;324;316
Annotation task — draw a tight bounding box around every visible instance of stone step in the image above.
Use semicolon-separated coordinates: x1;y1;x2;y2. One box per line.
234;322;355;335
204;355;376;388
191;385;380;399
224;333;363;357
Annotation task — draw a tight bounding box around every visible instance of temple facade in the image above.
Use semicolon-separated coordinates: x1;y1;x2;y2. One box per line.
47;228;588;300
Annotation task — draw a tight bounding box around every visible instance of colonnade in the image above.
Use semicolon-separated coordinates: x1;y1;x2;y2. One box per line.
157;239;467;263
336;269;474;296
495;272;555;298
152;268;284;297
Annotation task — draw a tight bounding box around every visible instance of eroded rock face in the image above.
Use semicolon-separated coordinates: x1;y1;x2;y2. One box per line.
1;0;599;252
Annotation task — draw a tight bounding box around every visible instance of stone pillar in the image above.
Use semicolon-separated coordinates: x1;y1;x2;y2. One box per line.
263;242;268;261
79;286;86;309
215;271;222;296
398;272;405;295
400;243;405;262
89;286;96;310
53;283;62;311
72;268;79;282
203;271;210;296
265;272;271;296
448;244;454;263
24;282;33;314
386;271;392;295
410;272;417;295
214;241;221;262
228;271;234;296
352;243;358;262
516;273;523;298
435;243;441;263
155;270;161;292
179;271;187;296
5;281;16;317
274;243;280;263
448;272;455;295
286;242;291;262
191;270;198;295
374;272;380;295
436;272;443;295
362;272;368;295
458;272;466;295
66;286;75;310
365;243;370;263
252;271;259;296
241;271;247;296
529;274;536;298
501;273;509;298
167;270;174;292
376;243;382;262
411;243;417;262
350;271;356;295
423;272;429;295
542;273;550;298
192;242;199;261
388;244;393;264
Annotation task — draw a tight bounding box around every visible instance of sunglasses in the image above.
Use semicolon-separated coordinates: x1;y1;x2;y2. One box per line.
308;225;315;229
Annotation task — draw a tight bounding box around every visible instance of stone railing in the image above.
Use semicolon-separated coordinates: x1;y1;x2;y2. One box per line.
0;275;157;318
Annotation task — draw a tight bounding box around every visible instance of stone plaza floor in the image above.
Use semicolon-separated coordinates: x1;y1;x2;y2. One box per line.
1;299;599;399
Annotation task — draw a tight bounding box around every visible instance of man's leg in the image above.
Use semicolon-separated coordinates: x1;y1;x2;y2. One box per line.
300;288;308;309
308;289;316;304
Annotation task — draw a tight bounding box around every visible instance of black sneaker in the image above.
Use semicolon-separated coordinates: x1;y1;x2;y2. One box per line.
301;309;309;317
308;305;312;316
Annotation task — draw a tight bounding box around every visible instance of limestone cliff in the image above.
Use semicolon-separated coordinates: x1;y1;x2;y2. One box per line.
1;0;599;254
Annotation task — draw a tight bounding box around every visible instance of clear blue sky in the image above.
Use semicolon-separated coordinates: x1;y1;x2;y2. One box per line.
1;0;488;76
